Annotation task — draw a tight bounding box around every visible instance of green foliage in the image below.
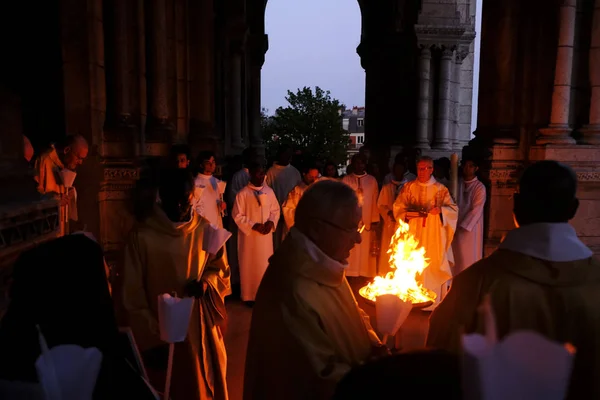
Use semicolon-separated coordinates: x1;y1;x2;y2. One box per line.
262;87;350;165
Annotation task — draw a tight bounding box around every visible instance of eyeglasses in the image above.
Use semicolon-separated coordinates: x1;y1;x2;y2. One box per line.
318;219;365;234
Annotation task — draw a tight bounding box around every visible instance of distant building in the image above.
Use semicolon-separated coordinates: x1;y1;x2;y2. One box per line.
341;106;365;166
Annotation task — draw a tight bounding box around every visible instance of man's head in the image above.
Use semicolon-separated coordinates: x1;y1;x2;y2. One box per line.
242;147;258;166
461;157;479;180
196;150;216;175
416;156;434;183
359;144;371;162
433;157;450;180
276;144;293;166
351;154;367;175
158;168;195;223
392;162;407;182
170;144;191;169
513;160;578;226
248;161;266;187
295;181;363;263
324;162;339;178
56;134;88;171
301;163;320;186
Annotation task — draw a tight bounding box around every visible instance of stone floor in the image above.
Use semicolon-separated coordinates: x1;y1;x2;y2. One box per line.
223;279;431;400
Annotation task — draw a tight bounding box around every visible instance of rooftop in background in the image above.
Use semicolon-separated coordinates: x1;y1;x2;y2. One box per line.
340;106;365;134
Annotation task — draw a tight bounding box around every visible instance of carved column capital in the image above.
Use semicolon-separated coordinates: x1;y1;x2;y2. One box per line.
418;44;432;58
440;47;454;58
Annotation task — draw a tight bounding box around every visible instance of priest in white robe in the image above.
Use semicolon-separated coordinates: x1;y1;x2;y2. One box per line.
452;158;486;275
342;154;379;278
393;156;458;310
266;145;301;249
377;161;410;276
282;164;320;230
194;151;226;229
233;161;281;302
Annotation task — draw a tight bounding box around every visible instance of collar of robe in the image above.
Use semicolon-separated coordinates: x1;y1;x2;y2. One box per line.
289;228;348;287
248;183;264;191
499;222;593;262
146;204;201;236
416;176;436;187
48;145;64;170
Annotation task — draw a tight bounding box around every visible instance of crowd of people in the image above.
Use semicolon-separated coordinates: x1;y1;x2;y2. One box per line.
0;135;598;400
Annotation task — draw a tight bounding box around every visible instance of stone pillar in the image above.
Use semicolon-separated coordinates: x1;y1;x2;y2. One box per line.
247;34;268;156
538;0;577;144
230;47;244;151
452;50;467;150
580;0;600;144
416;45;431;149
433;47;453;150
151;0;168;123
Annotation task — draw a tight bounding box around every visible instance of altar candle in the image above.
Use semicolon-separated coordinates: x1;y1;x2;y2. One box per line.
450;153;459;201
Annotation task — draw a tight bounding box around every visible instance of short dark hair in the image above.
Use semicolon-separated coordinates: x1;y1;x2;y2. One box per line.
351;153;367;164
196;150;216;173
248;160;264;173
170;144;191;160
300;162;319;175
56;134;85;150
158;168;195;214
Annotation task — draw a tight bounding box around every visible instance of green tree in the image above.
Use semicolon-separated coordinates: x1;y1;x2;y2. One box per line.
262;87;350;165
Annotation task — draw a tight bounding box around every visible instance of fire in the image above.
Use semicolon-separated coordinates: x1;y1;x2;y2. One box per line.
359;219;436;304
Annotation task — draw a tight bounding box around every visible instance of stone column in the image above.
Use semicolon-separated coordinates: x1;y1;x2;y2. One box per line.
581;0;600;144
538;0;577;144
247;34;268;156
230;50;244;151
416;45;431;149
433;47;453;150
151;0;168;124
115;0;131;125
453;47;469;150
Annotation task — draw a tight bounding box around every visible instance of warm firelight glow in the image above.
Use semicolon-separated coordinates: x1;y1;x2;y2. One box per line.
359;219;436;304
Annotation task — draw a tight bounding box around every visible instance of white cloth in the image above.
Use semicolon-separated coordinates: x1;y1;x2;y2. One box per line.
194;174;223;228
282;182;309;230
227;168;250;285
233;183;281;301
289;228;348;275
383;171;416;186
452;177;486;275
393;177;458;307
342;173;380;277
228;168;250;206
377;179;407;275
499;222;593;262
266;163;301;249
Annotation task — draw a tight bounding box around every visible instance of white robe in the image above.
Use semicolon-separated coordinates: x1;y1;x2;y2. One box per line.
393;177;458;307
266;163;301;249
282;181;309;230
342;173;380;277
233;183;281;301
194;174;224;228
227;168;250;285
451;177;486;275
377;179;406;276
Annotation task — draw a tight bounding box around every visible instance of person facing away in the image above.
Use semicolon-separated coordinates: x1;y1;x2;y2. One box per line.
282;162;320;230
342;154;380;278
265;144;301;248
377;161;410;276
233;161;280;303
194;151;227;228
122;168;230;400
322;161;340;180
0;234;156;399
451;157;486;275
244;180;386;400
427;160;600;399
169;143;192;170
393;156;458;310
34;134;88;223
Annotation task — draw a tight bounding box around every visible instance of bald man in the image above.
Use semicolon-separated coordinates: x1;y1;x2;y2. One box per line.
427;160;600;399
34;134;89;230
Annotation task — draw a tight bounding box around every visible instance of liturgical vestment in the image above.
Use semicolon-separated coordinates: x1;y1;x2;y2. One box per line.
427;223;600;400
342;173;380;277
282;181;309;230
377;179;407;276
194;174;225;228
393;177;458;306
244;229;381;400
122;205;230;400
266;163;301;248
233;183;281;301
451;177;486;274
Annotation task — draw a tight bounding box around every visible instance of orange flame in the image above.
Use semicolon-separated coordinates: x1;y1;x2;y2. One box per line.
359;219;436;304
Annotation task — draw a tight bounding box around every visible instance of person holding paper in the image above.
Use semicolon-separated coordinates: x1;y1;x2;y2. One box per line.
393;156;458;310
244;180;386;400
194;151;227;228
451;157;486;275
282;162;320;230
233;161;280;303
427;160;600;399
122;168;230;400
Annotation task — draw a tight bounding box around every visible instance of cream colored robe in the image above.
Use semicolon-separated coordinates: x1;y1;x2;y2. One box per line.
194;174;224;229
342;173;380;277
282;181;309;230
266;163;301;248
244;232;381;400
377;180;406;276
122;205;230;400
393;177;458;306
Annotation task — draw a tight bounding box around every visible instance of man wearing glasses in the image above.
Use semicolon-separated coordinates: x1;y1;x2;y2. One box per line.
245;180;387;400
393;156;458;311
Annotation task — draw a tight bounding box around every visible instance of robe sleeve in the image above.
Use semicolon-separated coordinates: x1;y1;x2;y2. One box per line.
233;191;256;236
460;184;486;232
282;188;299;229
34;154;60;195
439;185;459;248
121;231;163;352
371;179;380;224
426;267;482;352
377;185;392;220
393;184;410;222
267;191;281;230
201;247;231;327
